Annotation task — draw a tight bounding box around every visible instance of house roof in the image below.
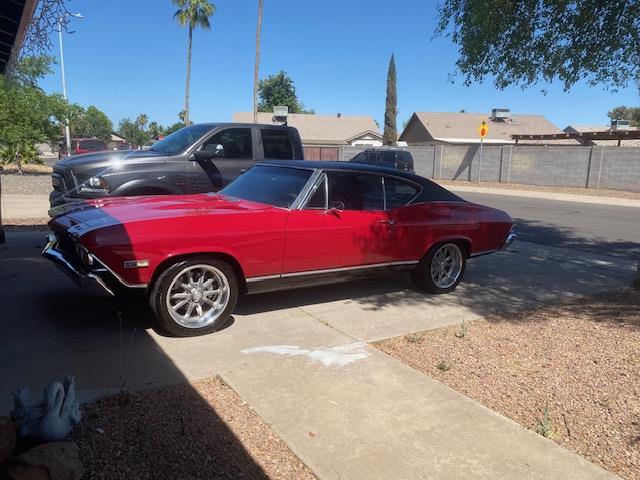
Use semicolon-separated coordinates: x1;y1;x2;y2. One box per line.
400;111;576;144
563;125;609;133
232;112;381;145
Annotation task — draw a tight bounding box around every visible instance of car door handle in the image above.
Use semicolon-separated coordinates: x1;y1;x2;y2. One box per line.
379;219;395;225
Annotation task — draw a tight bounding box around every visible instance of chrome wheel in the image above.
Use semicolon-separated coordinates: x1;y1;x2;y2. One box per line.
165;264;230;329
430;243;463;289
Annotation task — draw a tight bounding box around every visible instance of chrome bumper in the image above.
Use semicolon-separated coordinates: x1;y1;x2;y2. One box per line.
500;231;517;251
42;234;115;296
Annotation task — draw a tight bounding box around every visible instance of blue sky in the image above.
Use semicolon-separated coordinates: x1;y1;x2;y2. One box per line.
38;0;638;131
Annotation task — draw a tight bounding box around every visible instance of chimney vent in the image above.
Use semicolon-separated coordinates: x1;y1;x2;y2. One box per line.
491;108;511;121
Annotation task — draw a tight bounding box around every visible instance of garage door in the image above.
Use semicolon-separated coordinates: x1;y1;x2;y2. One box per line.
303;146;339;161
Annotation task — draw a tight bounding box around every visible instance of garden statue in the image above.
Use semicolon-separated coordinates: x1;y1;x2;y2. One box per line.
11;375;81;443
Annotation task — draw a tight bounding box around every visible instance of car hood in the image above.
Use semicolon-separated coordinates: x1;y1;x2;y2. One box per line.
50;193;277;237
55;149;167;170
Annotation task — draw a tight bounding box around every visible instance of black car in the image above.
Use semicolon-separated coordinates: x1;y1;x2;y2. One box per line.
50;123;304;208
350;148;414;172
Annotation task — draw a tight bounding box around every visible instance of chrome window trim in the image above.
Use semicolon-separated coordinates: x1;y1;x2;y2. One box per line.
291;169;323;210
298;172;328;210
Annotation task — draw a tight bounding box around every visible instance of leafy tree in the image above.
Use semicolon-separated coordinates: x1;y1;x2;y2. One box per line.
383;54;397;145
117;117;151;146
165;122;187;135
258;71;312;114
69;105;112;140
607;106;640;127
0;56;66;173
436;0;640;91
173;0;216;125
148;121;165;138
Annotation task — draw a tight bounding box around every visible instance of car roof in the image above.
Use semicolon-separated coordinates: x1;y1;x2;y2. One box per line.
193;122;295;129
258;160;417;180
256;160;465;204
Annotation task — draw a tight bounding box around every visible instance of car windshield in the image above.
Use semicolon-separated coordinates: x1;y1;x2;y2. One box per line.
149;124;213;155
220;165;312;208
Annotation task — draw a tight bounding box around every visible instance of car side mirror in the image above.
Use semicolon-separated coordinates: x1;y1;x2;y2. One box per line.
190;150;214;162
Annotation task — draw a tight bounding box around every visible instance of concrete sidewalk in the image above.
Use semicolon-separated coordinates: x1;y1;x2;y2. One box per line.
443;184;640;208
1;231;630;479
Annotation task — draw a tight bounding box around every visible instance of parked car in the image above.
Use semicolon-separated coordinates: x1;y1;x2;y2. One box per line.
43;161;515;337
350;148;414;172
49;123;304;207
58;138;109;159
113;143;134;151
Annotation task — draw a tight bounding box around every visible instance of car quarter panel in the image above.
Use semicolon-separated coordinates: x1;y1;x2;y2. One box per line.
389;201;512;260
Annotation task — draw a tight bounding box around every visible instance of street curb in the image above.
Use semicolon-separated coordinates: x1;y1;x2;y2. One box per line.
444;185;640;208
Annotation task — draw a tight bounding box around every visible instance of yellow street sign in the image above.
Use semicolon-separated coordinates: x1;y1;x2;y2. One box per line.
478;121;489;138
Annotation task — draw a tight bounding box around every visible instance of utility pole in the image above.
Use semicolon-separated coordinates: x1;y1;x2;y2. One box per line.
57;13;83;155
253;0;263;123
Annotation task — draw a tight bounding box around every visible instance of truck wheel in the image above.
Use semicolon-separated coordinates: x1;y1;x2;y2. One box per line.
150;257;238;337
411;242;466;294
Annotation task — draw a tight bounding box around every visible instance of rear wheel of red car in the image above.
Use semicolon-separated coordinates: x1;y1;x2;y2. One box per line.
411;242;466;294
150;257;238;337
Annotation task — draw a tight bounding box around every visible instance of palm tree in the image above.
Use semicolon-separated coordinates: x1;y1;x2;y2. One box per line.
253;0;264;123
173;0;216;125
136;113;148;130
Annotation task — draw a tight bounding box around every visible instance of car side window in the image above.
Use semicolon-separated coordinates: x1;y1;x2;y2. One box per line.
327;172;384;211
261;129;294;159
202;128;252;159
385;177;420;209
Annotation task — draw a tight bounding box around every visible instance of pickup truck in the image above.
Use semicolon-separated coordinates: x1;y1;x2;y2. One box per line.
49;123;304;207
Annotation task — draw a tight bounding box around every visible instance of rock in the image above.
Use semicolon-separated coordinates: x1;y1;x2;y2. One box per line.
0;417;17;465
7;442;83;480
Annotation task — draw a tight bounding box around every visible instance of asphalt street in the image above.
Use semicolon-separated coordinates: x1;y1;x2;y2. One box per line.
459;192;640;259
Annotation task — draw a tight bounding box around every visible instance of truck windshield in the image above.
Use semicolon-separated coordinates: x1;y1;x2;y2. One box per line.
220;165;312;208
149;124;213;155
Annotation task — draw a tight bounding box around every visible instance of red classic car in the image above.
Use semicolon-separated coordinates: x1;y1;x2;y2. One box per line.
43;161;515;336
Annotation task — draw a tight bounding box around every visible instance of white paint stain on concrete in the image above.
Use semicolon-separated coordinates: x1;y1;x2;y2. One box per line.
241;342;369;368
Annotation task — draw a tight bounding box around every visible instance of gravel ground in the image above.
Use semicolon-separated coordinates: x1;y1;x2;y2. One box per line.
0;173;52;195
436;179;640;200
70;377;316;480
376;290;640;480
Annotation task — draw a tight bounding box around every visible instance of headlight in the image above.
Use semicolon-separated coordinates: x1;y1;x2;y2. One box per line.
80;176;109;191
76;243;94;267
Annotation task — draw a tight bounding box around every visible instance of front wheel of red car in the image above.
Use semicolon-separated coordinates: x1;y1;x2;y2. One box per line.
150;257;238;337
411;242;467;294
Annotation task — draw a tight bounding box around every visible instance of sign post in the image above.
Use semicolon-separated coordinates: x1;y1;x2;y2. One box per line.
477;120;488;183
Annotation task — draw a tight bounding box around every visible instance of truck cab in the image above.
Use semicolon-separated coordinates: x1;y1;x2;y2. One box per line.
50;123;304;208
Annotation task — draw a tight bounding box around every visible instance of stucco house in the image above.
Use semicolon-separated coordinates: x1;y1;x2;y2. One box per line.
399;110;575;145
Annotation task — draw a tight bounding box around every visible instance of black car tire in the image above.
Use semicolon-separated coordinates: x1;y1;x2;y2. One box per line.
411;241;467;294
150;256;238;337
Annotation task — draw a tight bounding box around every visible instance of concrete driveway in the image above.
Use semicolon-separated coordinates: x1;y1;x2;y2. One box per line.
0;227;632;479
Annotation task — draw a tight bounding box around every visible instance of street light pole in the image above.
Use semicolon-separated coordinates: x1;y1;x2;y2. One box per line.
57;13;83;155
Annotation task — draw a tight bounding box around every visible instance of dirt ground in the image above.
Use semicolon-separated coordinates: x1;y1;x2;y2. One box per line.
376;289;640;480
71;377;316;480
